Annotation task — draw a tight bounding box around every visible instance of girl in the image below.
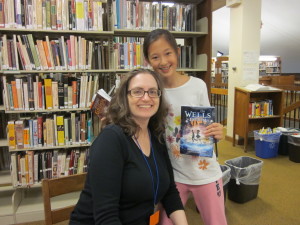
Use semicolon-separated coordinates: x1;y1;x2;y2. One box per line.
143;29;227;225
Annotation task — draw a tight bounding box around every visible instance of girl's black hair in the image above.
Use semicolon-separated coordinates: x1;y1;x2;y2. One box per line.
143;29;178;61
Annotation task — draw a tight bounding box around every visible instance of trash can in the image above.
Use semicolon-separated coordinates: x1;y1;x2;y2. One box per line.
278;128;300;155
254;130;281;159
225;156;263;204
288;134;300;163
220;165;231;202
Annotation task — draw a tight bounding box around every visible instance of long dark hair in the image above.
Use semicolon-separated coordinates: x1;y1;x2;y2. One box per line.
104;68;168;142
143;29;178;61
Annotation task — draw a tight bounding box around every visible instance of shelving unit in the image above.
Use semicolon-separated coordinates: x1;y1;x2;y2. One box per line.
214;56;229;84
259;56;281;76
233;87;283;150
0;0;212;223
0;186;15;225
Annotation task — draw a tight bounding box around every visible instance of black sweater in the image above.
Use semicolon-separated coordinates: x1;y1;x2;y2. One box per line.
69;124;183;225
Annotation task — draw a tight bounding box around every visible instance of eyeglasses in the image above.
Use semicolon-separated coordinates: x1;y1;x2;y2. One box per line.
128;88;161;98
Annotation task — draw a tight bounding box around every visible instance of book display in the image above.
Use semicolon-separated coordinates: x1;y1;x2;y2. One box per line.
0;0;212;223
233;87;283;151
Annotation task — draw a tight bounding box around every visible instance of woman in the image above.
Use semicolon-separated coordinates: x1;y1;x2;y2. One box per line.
69;68;188;225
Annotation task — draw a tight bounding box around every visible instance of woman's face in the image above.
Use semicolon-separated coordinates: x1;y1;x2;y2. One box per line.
147;37;179;79
127;73;160;125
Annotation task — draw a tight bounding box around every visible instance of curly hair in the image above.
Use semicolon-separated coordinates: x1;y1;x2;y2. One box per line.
104;68;168;142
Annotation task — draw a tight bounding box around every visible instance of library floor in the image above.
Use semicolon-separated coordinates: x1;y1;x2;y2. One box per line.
16;138;300;225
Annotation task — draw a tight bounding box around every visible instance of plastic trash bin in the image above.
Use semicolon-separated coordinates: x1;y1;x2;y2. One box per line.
278;128;300;155
254;130;281;158
220;165;231;202
288;134;300;163
225;156;263;203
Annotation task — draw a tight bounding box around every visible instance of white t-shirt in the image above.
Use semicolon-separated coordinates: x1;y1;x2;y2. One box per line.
164;76;222;185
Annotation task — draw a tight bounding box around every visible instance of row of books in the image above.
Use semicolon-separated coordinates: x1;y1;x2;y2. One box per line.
2;73;115;111
249;100;274;118
113;0;196;32
10;148;89;187
113;37;147;70
0;0;108;31
0;34;110;71
113;37;194;70
259;61;281;68
7;112;94;150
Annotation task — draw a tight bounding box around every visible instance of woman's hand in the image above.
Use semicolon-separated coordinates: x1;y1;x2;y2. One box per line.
204;122;224;140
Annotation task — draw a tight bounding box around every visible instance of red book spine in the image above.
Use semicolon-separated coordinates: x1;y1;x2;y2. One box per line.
37;116;43;147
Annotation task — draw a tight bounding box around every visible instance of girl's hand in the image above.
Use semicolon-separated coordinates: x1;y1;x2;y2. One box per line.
204;122;224;140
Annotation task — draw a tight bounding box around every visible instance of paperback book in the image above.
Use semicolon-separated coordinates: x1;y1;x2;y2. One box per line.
180;106;215;157
90;86;115;119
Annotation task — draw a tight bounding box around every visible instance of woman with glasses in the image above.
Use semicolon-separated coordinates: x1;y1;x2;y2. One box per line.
69;69;188;225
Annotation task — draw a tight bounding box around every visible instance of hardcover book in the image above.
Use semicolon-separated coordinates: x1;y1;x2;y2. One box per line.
180;106;215;157
90;87;114;119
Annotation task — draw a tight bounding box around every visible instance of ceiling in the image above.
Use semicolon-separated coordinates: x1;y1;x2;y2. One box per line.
212;0;300;73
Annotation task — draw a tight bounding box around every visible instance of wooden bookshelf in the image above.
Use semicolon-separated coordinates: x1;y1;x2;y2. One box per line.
233;87;284;150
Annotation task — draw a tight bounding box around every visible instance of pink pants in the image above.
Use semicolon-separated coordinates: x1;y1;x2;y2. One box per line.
159;178;227;225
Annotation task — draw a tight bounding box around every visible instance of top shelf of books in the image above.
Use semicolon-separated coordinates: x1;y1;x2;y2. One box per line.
0;0;207;34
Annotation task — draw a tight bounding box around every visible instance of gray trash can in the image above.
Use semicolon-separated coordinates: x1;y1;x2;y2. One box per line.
225;156;263;203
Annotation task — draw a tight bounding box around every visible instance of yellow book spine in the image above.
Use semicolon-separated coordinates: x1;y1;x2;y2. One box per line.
44;78;53;109
57;115;65;146
23;127;30;148
136;43;140;68
7;121;16;149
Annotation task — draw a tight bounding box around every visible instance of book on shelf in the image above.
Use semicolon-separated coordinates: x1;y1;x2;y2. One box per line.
90;86;114;119
180;106;215;157
56;115;65;146
7;120;16;149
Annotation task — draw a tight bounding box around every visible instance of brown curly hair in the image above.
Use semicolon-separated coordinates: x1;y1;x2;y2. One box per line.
104;68;168;142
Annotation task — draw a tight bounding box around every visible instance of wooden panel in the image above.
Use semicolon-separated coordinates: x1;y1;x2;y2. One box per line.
52;206;75;224
47;173;86;197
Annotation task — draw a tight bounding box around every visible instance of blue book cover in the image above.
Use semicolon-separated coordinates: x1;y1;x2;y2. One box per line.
180;106;215;157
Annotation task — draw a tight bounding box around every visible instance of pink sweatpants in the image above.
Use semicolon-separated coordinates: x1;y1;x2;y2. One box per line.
159;178;227;225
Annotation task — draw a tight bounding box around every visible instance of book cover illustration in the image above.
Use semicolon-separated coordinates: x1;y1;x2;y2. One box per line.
90;86;114;119
180;106;215;157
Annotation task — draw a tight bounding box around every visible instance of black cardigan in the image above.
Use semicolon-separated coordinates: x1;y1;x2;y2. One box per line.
70;124;183;225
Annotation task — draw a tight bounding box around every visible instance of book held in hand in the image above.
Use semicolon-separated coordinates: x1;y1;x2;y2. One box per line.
180;106;215;157
90;87;114;119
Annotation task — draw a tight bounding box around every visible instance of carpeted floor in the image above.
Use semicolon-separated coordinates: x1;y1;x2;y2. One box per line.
17;138;300;225
185;138;300;225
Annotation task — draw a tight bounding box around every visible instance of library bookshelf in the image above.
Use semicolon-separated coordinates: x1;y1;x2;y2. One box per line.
233;87;283;151
259;56;281;76
0;0;212;223
214;56;229;84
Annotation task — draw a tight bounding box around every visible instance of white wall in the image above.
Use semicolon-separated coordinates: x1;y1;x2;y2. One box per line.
212;0;300;73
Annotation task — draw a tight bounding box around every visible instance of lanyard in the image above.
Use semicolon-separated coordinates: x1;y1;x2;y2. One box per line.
134;132;159;207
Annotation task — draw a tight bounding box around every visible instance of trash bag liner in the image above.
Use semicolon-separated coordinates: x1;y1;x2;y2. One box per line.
225;156;263;185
